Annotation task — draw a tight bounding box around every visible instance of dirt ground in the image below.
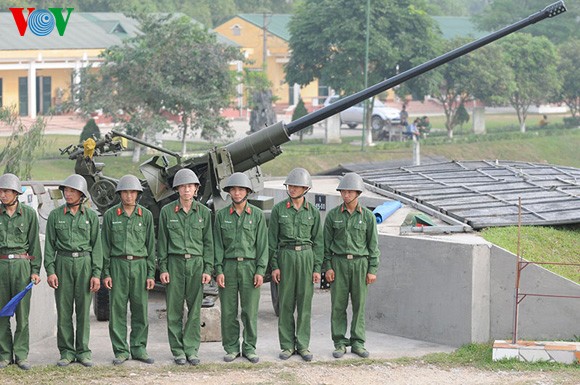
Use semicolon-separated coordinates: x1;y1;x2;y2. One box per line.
8;362;571;385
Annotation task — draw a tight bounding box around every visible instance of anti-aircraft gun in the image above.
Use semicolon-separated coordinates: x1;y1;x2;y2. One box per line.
60;1;566;321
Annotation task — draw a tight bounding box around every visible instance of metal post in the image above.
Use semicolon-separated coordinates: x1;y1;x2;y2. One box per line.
512;197;522;344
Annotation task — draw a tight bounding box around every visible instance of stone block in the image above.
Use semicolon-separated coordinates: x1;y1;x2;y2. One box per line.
519;347;551;362
200;298;222;342
472;106;486;134
492;347;519;361
547;350;576;364
324;115;342;144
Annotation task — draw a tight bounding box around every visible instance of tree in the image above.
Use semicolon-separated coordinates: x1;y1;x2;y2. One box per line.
286;0;442;145
74;50;170;163
286;0;441;96
472;0;579;44
80;118;101;143
424;0;468;16
291;97;312;142
75;14;242;160
452;103;469;128
0;107;46;179
497;33;560;133
135;15;243;154
422;38;510;138
556;40;580;118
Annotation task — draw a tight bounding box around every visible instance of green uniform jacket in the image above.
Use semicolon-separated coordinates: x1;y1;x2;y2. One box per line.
102;204;156;279
158;199;214;275
268;198;323;272
0;203;42;274
323;203;380;274
44;204;103;278
214;203;268;277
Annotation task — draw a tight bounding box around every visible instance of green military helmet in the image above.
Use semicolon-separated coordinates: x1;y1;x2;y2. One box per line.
337;172;365;193
59;174;89;197
223;172;253;193
0;173;23;195
116;174;143;193
173;168;200;189
284;167;312;189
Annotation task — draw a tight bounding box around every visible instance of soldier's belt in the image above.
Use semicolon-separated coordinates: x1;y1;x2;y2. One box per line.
169;253;202;259
0;254;34;260
282;244;312;251
58;250;91;258
115;255;144;260
335;254;367;260
226;257;252;262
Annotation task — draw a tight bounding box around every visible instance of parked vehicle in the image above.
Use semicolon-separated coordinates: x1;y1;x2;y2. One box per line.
323;95;400;130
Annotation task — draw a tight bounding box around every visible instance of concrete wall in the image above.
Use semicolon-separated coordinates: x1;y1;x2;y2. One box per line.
367;234;580;347
366;235;492;346
490;245;580;341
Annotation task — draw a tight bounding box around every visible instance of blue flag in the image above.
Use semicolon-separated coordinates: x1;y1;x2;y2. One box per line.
0;282;34;317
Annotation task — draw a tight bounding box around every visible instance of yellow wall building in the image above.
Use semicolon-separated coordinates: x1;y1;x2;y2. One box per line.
0;12;140;117
215;14;322;112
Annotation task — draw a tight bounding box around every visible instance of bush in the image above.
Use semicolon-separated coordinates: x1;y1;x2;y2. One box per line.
563;116;580;128
80;118;101;143
292;97;312;141
453;103;470;127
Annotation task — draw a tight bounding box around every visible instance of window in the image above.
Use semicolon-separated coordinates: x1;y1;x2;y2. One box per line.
232;24;241;36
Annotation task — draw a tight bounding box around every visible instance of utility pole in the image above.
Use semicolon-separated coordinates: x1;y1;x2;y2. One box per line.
262;13;269;70
362;0;372;150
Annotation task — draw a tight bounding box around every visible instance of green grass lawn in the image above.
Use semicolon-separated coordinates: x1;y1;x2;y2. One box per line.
481;225;580;284
422;113;569;135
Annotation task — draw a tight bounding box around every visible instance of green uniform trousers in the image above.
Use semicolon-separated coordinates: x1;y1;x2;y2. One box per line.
277;248;314;351
109;258;149;359
219;259;260;355
0;260;31;362
166;256;203;359
330;256;368;349
55;255;92;361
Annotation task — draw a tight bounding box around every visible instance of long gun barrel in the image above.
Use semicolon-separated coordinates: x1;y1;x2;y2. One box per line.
111;129;182;161
224;1;566;170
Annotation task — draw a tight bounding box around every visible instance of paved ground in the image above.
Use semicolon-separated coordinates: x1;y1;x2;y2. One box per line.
29;284;454;367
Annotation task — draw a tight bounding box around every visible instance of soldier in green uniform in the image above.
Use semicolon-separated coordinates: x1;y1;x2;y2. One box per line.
323;173;379;359
158;169;213;366
0;173;41;371
44;174;103;367
214;172;268;364
102;175;156;365
268;168;323;361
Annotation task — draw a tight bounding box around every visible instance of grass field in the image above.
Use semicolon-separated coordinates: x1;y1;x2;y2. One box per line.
481;225;580;284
